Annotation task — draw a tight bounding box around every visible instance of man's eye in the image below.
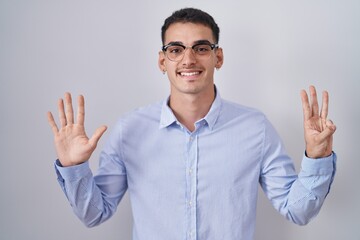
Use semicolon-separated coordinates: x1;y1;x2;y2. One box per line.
194;45;211;53
168;47;183;54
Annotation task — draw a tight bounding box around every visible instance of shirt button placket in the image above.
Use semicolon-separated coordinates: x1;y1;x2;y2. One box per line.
187;132;198;240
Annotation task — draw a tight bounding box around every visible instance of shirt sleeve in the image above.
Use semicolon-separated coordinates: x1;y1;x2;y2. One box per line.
286;153;336;225
259;117;337;225
54;122;128;227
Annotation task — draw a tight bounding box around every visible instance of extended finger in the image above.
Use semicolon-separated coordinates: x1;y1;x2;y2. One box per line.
300;89;311;121
58;98;66;127
320;90;329;120
89;125;108;147
77;95;85;125
309;85;319;117
47;111;59;134
64;92;74;125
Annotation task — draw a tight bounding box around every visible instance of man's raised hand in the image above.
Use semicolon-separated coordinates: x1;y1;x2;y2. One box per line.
301;86;336;159
47;93;107;167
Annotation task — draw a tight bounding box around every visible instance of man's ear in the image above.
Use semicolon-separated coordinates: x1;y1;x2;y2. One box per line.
158;51;166;73
215;47;224;69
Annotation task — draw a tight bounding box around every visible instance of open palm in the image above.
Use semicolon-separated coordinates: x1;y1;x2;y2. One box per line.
47;93;107;167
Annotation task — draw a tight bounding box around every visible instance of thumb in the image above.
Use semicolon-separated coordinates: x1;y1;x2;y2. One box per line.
326;119;336;132
89;125;108;146
317;123;336;142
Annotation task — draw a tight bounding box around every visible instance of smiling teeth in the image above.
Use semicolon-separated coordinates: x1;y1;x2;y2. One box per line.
180;72;200;76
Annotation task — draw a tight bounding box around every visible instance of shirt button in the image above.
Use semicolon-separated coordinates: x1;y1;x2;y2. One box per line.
189;168;192;175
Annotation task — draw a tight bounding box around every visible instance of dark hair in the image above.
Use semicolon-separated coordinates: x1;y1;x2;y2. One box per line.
161;8;220;45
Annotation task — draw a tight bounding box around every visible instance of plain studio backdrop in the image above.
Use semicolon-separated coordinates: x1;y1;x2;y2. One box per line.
0;0;359;239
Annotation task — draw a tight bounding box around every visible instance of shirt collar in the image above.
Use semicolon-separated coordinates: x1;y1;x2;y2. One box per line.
159;87;222;131
203;88;222;130
159;96;178;129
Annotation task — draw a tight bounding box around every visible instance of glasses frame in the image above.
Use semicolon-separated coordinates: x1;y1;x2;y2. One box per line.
162;41;219;62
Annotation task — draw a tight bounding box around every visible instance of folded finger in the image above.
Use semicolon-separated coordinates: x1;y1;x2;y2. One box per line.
326;119;336;132
317;122;336;142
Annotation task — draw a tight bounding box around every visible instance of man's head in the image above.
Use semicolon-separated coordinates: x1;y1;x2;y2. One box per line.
161;8;220;45
158;8;224;98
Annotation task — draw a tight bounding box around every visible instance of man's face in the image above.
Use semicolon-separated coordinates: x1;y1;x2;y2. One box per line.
158;22;223;97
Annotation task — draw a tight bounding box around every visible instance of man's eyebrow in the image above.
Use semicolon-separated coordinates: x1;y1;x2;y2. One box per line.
194;39;212;45
165;41;184;46
165;40;213;46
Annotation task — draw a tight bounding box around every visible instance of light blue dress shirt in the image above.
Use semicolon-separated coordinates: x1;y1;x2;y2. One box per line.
55;90;336;240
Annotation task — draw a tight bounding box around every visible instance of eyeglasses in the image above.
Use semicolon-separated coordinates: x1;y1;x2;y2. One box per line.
162;41;219;62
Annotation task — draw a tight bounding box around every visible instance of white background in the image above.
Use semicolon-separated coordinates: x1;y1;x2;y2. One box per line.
0;0;359;239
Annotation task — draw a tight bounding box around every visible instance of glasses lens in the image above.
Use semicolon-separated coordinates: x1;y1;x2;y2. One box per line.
166;45;185;61
193;44;212;56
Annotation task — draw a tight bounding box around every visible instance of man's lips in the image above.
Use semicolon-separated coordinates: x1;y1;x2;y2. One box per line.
177;69;203;77
179;71;201;76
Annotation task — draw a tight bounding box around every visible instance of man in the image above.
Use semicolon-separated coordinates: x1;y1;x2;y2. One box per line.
47;8;337;240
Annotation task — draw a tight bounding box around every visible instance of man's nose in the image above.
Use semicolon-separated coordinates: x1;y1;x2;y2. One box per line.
181;47;197;66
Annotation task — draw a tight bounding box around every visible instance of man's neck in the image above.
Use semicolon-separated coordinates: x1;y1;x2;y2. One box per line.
169;88;215;132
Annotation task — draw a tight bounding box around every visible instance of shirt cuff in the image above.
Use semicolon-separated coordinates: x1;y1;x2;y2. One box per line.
54;159;92;182
301;152;337;175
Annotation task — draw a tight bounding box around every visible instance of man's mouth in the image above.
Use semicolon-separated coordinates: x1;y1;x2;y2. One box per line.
178;71;201;77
